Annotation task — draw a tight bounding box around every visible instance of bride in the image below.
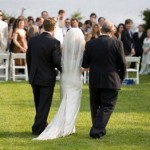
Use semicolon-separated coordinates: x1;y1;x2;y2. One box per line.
33;28;85;140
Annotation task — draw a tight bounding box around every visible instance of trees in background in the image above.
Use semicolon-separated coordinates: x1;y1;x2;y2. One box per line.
142;8;150;30
71;9;84;21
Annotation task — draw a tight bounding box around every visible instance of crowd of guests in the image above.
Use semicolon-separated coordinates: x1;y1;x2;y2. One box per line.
0;9;150;75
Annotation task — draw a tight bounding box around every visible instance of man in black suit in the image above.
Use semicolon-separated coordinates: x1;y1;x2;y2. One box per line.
133;24;146;69
26;18;62;135
121;19;135;56
82;21;126;139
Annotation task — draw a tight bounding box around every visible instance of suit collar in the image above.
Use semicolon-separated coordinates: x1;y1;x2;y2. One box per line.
41;31;53;38
99;34;110;38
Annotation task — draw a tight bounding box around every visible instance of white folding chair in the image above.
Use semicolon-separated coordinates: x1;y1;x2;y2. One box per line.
83;71;89;84
56;68;60;80
0;53;10;81
11;53;28;81
125;56;141;84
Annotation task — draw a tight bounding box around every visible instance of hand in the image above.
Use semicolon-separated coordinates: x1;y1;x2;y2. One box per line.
131;48;135;56
20;47;27;53
80;67;89;73
80;67;85;73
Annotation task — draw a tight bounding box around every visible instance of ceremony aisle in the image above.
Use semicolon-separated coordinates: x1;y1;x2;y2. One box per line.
0;75;150;150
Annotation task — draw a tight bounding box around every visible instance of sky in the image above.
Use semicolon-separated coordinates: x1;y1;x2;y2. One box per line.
1;0;150;26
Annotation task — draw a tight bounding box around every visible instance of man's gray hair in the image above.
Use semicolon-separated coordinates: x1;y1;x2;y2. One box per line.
101;21;114;34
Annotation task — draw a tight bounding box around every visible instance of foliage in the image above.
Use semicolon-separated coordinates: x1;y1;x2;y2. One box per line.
0;75;150;150
71;9;84;21
142;8;150;30
1;11;10;21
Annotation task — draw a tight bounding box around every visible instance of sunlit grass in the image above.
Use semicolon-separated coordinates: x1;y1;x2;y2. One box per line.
0;75;150;150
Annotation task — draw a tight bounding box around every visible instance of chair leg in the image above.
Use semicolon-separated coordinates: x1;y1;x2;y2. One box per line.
83;72;86;84
6;68;8;81
25;66;28;81
12;68;15;81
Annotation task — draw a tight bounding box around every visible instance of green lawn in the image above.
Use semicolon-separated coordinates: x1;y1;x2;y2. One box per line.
0;75;150;150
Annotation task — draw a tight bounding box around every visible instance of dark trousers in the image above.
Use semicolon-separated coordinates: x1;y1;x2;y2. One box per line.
89;88;118;136
31;84;54;135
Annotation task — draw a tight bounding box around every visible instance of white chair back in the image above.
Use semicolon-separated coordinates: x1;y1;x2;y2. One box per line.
10;52;28;81
125;56;141;84
0;53;10;81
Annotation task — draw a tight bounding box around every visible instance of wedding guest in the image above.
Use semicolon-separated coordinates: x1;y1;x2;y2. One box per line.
79;22;83;28
12;18;27;66
121;19;135;56
62;18;71;37
133;24;147;69
8;18;16;39
54;27;63;45
8;17;16;51
71;18;79;28
28;17;44;41
41;11;49;19
111;25;117;38
90;13;97;27
27;16;34;30
56;9;65;28
86;24;100;42
80;20;92;35
98;17;105;31
140;29;150;74
22;18;29;42
115;23;125;40
0;10;8;64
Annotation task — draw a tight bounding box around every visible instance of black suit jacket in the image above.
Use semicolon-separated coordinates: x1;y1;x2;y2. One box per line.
82;35;126;89
133;32;147;56
26;32;62;86
121;29;134;56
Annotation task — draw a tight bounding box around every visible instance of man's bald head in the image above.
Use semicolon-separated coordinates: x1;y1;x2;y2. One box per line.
101;21;114;34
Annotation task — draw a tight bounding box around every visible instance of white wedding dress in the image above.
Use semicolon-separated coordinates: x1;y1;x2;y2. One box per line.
33;28;85;140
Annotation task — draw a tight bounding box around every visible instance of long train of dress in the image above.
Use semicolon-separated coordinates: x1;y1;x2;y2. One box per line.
33;72;82;140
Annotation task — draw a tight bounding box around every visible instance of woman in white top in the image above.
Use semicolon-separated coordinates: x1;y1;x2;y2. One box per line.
33;28;85;140
140;29;150;74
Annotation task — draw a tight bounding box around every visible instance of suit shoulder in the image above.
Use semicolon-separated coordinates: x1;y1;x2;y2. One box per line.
28;34;40;43
29;35;38;41
111;37;122;48
122;29;128;35
85;39;93;48
51;37;60;45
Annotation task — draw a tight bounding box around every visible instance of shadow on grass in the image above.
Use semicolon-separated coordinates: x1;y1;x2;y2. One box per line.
0;127;149;150
0;131;32;138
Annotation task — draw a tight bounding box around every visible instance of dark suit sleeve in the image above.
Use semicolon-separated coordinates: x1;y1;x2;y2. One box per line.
133;32;137;41
82;42;90;68
121;30;132;54
26;39;31;75
116;40;127;81
52;40;62;72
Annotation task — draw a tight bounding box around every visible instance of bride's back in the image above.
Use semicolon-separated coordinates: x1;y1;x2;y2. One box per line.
61;28;85;85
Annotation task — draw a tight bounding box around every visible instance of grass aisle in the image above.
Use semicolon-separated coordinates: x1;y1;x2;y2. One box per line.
0;75;150;150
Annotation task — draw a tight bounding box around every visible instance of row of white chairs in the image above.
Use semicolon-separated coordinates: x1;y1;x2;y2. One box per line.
0;52;61;82
0;54;140;84
83;56;141;85
0;52;28;81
